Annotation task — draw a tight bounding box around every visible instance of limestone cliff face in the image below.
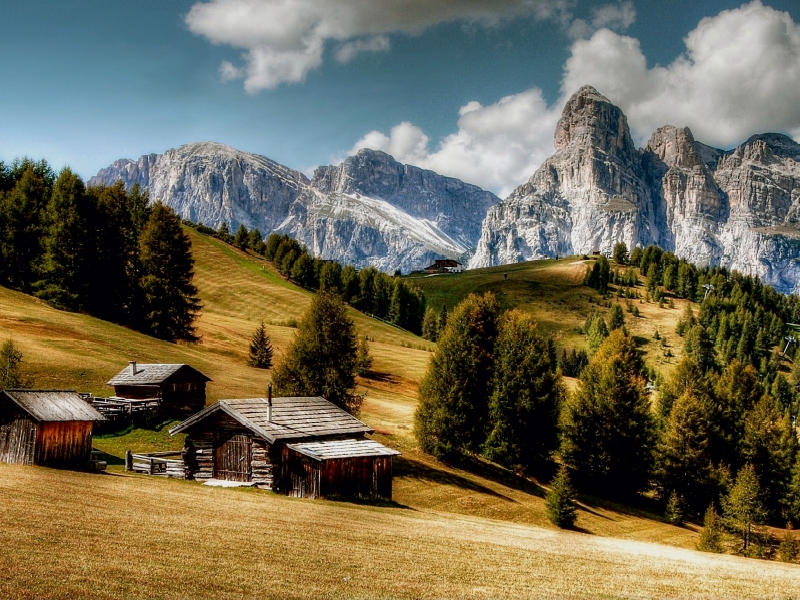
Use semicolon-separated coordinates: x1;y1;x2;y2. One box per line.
91;144;497;273
471;86;800;294
471;86;658;267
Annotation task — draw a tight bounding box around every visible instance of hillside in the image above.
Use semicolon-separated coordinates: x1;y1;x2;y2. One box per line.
407;257;686;376
0;229;700;539
2;463;799;600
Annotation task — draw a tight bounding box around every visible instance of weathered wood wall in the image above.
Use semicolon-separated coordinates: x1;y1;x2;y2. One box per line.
0;397;36;466
113;379;207;418
34;421;93;469
320;456;393;500
183;413;276;487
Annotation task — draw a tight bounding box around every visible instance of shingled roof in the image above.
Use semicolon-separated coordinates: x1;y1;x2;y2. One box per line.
169;396;373;443
286;438;400;461
107;363;211;386
1;390;104;422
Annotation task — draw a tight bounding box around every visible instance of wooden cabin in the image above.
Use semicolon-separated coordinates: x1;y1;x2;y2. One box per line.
423;259;463;274
107;362;211;418
169;395;400;500
0;389;104;469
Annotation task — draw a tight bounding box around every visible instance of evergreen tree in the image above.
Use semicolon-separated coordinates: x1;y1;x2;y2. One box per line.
722;463;768;555
675;302;696;336
586;312;609;353
422;307;439;341
683;324;716;372
35;168;93;310
233;223;249;250
697;505;725;553
319;261;343;294
217;221;233;243
741;396;798;521
341;265;360;304
247;228;266;255
138;203;201;342
612;241;628;265
0;339;32;389
560;330;656;498
355;337;373;377
264;233;281;260
546;465;578;528
290;253;315;289
247;320;274;369
272;292;361;414
414;293;500;458
656;391;717;514
437;305;448;336
714;360;762;465
608;303;625;331
778;523;798;563
665;490;686;526
484;310;562;473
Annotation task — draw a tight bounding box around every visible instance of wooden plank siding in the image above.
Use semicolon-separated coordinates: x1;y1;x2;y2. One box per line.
34;421;93;470
0;398;37;466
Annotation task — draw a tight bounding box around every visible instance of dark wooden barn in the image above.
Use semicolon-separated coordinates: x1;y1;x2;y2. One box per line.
0;389;104;469
107;362;211;417
169;395;400;500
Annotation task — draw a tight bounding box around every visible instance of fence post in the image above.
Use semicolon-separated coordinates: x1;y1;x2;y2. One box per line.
125;450;132;472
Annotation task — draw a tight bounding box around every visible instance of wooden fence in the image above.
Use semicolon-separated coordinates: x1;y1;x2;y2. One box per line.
125;451;185;478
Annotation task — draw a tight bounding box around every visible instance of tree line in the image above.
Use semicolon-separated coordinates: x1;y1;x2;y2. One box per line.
416;247;800;557
0;159;200;342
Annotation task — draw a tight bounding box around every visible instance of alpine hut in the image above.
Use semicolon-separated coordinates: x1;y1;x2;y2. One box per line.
107;362;211;418
0;389;104;469
169;390;400;500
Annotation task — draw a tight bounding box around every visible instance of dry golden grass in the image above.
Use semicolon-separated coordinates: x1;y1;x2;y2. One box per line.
1;463;798;600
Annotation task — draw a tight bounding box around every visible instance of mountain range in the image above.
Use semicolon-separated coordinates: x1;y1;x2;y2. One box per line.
91;85;800;293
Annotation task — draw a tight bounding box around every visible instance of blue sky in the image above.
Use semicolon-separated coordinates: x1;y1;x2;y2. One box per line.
1;1;799;195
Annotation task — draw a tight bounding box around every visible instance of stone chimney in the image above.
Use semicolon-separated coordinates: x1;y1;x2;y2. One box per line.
129;361;137;376
267;382;273;422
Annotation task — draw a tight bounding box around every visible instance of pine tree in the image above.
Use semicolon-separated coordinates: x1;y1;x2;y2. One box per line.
586;312;609;353
355;337;373;376
608;303;625;331
612;242;628;265
722;463;768;555
319;261;343;294
437;305;448;336
247;321;273;369
138;203;201;342
233;223;249;250
697;505;725;553
484;310;562;473
422;307;439;341
272;292;361;414
0;339;32;389
414;293;500;458
778;523;798;563
35;168;93;310
656;391;717;515
546;465;578;528
665;490;685;526
560;330;656;498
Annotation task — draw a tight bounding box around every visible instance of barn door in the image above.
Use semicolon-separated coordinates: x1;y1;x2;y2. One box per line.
214;434;252;481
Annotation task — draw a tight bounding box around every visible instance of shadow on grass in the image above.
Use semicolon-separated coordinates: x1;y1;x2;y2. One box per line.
575;491;673;525
396;456;516;501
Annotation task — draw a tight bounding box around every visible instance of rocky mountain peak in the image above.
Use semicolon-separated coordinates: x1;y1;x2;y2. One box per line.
312;148;402;196
645;125;703;169
553;85;636;160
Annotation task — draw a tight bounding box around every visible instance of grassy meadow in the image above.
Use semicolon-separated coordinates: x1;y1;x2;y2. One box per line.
2;463;799;600
2;229;798;598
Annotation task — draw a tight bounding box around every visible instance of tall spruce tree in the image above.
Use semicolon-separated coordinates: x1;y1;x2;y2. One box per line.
655;391;717;514
484;310;562;473
272;292;361;414
560;330;656;498
35;168;93;310
422;307;439;341
247;320;274;369
414;293;500;458
233;224;250;250
138;203;201;342
546;465;578;528
722;463;768;555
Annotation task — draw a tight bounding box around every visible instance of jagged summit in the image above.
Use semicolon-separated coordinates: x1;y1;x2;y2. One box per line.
554;85;637;160
470;85;800;293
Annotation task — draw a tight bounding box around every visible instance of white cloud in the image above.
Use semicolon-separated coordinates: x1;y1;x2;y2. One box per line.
350;89;560;197
561;0;800;148
219;60;243;82
335;35;390;64
567;1;635;40
185;0;572;91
